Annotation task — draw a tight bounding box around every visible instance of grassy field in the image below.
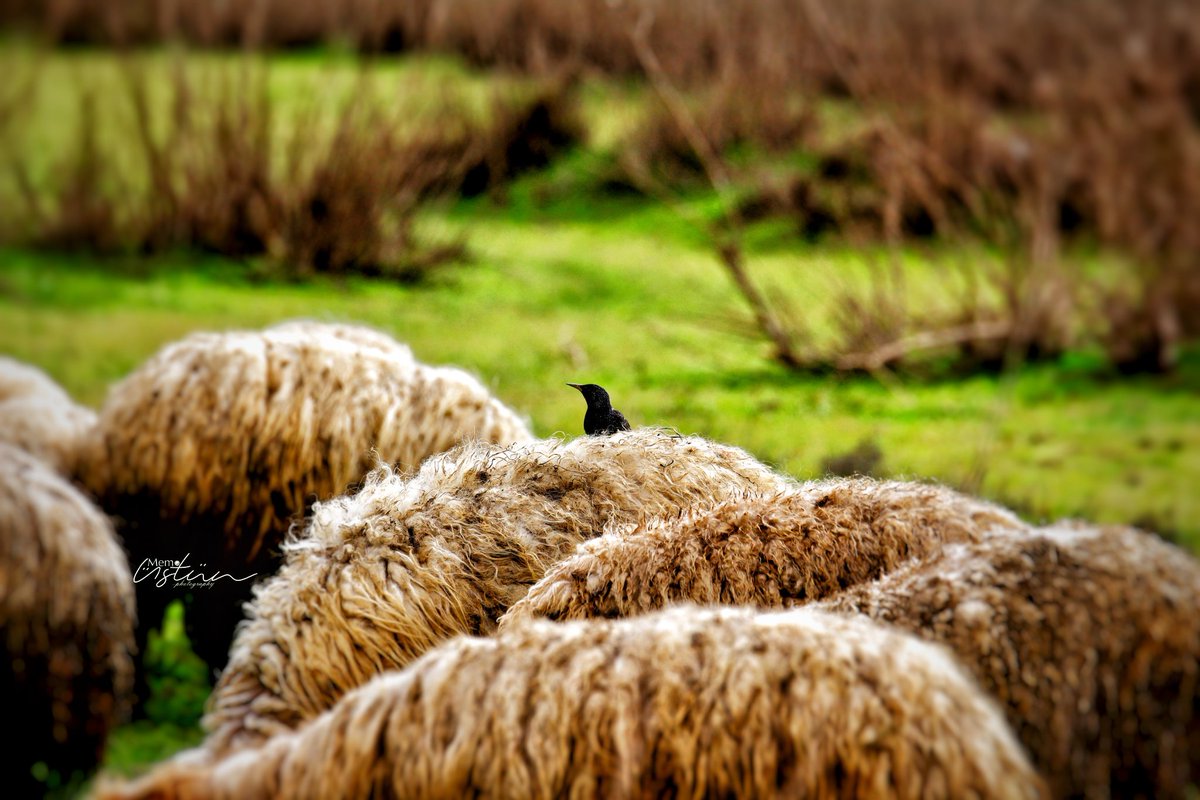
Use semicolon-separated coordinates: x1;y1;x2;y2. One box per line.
5;200;1198;544
4;46;1199;789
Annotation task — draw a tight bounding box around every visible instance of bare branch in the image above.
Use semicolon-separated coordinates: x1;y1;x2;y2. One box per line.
628;7;803;370
835;320;1012;372
716;243;804;369
630;9;733;194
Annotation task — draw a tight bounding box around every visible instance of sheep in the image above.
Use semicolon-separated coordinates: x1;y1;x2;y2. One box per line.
498;486;1200;796
0;356;97;475
0;354;72;401
97;606;1045;800
204;429;793;754
500;478;1024;627
0;444;136;796
818;523;1200;799
74;320;534;679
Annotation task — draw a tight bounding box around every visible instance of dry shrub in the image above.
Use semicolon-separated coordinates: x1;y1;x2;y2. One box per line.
457;84;583;199
11;0;1199;369
500;479;1022;627
621;86;817;189
98;606;1044;800
14;0;1200;118
820;437;884;477
205;430;791;753
820;523;1200;798
76;320;532;678
13;67;580;280
1060;92;1200;373
0;444;136;795
276;114;434;280
727;109;1082;374
0;356;96;475
789;3;1200;373
14;91;125;254
803;101;1191;374
636;0;1200;374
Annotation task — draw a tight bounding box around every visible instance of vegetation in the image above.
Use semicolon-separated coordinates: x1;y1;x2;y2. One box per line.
4;212;1197;549
3;46;1196;543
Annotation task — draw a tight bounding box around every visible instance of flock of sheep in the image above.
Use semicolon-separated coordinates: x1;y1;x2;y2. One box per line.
2;319;1197;799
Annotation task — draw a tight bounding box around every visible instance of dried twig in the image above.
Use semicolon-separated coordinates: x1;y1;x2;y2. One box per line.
835;319;1012;371
629;8;803;369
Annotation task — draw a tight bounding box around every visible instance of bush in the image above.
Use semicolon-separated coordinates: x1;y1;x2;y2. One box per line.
9;64;581;280
141;603;210;728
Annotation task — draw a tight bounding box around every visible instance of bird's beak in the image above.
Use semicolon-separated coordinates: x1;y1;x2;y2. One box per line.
566;383;583;391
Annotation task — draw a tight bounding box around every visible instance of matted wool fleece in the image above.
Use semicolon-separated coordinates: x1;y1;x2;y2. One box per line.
0;354;72;402
75;320;534;673
0;356;96;475
79;320;533;564
818;523;1200;799
204;430;793;753
500;478;1024;626
98;606;1044;800
0;444;135;795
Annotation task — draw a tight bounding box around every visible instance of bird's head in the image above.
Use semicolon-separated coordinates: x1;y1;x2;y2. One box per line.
566;382;612;409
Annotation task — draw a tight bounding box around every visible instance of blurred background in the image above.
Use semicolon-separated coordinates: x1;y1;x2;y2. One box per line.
1;0;1197;791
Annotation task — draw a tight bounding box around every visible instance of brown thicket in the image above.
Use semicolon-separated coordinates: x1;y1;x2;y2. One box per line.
13;65;580;280
5;0;1197;370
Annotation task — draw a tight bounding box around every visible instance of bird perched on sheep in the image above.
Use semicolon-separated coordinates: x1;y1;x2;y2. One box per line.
566;382;631;435
0;444;136;796
0;356;96;475
500;478;1024;627
203;430;793;754
75;320;533;679
97;606;1044;800
818;523;1200;799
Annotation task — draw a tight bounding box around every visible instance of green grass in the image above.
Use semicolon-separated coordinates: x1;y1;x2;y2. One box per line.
4;44;1200;788
4;203;1197;544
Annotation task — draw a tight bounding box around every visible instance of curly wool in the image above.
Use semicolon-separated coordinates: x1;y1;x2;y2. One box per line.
75;320;533;671
0;354;71;401
500;478;1024;626
0;445;135;793
0;356;96;475
204;430;793;754
99;606;1044;800
78;320;532;565
818;523;1200;799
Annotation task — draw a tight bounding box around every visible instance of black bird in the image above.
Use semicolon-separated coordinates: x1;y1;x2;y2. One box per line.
567;383;631;436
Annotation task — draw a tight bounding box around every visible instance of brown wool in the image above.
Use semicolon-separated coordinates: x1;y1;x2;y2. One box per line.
203;429;793;754
97;606;1044;800
1;444;136;786
501;478;1023;626
501;484;1200;796
819;523;1200;799
0;356;97;475
74;320;534;672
